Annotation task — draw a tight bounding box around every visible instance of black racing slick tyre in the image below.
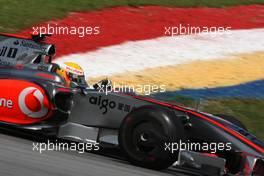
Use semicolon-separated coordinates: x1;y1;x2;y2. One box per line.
215;114;247;130
118;105;185;170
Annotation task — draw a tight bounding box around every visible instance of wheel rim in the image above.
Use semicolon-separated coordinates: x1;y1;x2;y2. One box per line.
132;121;163;153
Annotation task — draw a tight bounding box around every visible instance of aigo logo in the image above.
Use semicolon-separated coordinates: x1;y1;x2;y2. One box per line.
88;95;135;115
18;87;49;118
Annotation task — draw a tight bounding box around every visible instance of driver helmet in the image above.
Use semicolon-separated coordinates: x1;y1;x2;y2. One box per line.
57;62;86;87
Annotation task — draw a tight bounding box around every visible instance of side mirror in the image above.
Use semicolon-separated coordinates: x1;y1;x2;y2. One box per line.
70;82;80;88
70;82;88;95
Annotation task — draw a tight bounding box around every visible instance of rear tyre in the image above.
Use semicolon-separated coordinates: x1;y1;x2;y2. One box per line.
215;114;247;130
118;105;185;170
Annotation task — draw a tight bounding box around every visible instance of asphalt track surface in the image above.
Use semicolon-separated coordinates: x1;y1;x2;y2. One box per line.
0;132;197;176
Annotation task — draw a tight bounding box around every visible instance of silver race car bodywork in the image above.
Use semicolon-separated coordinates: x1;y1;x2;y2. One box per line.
0;33;263;175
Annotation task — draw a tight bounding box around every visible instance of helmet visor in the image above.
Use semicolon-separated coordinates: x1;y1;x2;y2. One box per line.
67;72;86;85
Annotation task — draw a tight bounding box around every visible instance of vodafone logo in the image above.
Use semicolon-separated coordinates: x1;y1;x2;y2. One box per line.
18;87;49;118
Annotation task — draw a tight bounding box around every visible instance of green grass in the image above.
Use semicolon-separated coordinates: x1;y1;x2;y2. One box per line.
164;96;264;141
0;0;263;33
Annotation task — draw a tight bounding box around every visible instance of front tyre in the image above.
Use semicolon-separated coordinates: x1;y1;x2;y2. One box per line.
118;105;185;170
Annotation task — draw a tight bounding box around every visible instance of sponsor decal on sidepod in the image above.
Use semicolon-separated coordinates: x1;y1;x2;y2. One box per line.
0;80;50;123
18;87;49;118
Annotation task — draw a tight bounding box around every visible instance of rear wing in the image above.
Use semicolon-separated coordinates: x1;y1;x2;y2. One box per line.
0;33;55;67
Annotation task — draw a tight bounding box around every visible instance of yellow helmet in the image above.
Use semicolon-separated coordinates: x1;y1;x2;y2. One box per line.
57;62;86;86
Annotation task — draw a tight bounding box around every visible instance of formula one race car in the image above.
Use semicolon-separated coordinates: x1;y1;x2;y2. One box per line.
0;33;263;175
